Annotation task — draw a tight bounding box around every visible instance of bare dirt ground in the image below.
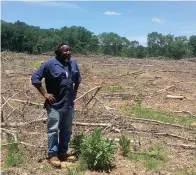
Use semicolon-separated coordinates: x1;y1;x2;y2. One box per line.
1;52;196;175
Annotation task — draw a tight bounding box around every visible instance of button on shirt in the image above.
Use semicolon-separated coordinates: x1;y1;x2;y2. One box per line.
31;57;81;111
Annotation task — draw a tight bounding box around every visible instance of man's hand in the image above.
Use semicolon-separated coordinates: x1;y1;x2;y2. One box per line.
44;93;56;104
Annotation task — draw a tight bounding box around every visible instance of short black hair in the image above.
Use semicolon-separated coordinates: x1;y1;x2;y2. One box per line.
55;41;68;56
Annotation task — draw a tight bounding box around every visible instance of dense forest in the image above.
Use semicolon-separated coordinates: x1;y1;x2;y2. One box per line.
1;20;196;59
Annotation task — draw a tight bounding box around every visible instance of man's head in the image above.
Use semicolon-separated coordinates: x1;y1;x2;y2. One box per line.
55;42;71;62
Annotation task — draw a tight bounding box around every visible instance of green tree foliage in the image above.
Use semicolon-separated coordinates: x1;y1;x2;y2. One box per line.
189;35;196;56
147;32;193;59
1;20;195;59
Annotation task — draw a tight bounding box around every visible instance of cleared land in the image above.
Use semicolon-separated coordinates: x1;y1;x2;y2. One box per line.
1;52;196;175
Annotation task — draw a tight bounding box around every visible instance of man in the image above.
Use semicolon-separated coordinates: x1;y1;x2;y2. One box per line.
31;42;81;167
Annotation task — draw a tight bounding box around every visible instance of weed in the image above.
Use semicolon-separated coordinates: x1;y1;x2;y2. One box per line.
71;134;85;156
128;144;167;170
5;139;23;168
109;84;124;93
80;128;116;171
119;135;131;157
145;157;158;170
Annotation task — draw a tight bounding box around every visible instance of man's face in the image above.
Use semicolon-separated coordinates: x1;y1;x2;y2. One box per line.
61;45;71;61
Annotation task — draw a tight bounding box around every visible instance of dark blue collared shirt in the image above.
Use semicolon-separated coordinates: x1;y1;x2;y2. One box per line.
31;57;81;111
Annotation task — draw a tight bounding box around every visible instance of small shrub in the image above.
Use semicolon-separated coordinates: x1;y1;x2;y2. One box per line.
80;128;116;171
119;135;131;157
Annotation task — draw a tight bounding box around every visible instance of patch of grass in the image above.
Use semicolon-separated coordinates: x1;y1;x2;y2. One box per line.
108;84;125;93
66;161;87;175
127;144;167;170
123;105;196;127
145;144;166;161
119;135;131;157
118;136;167;171
5;139;23;168
145;157;158;170
66;158;87;175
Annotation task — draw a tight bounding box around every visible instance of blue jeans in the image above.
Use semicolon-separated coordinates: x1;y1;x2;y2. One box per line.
46;107;74;157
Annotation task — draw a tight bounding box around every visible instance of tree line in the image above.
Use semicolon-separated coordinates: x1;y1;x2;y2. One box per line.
1;20;196;59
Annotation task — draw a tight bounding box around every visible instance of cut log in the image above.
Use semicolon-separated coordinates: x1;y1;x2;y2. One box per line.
166;95;184;100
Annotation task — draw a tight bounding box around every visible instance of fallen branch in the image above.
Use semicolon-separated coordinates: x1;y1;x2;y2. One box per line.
127;130;196;142
85;86;102;106
74;122;112;127
100;93;133;99
1;92;20;109
1;119;112;128
173;110;195;116
94;97;114;112
6;108;18;120
1;117;47;127
149;85;175;98
154;133;196;142
1;128;17;142
120;68;144;77
1;141;44;148
110;126;121;133
2;96;14;109
117;115;195;130
74;86;102;103
10;99;44;106
166;95;184;100
156;85;174;93
167;143;196;149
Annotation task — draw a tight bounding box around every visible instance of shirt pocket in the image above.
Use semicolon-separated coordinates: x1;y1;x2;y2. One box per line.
52;72;61;81
52;72;67;86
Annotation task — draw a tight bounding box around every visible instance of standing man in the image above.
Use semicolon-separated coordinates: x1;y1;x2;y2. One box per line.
31;42;81;167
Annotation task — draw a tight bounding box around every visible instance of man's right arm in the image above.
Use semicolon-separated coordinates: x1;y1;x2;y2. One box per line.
31;62;55;103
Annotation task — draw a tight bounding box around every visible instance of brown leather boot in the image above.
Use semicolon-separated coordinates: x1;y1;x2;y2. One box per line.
48;156;61;167
58;154;77;162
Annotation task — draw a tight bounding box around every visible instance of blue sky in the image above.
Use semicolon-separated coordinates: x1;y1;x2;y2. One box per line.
1;1;196;46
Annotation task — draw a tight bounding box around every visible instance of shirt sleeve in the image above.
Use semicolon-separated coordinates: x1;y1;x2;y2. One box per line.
31;61;48;85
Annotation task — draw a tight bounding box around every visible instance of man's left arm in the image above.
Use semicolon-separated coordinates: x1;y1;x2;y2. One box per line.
73;61;82;101
73;82;80;101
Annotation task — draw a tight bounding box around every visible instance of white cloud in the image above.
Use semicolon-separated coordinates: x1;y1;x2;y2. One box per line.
152;17;165;24
103;11;121;16
25;1;84;10
127;36;147;46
